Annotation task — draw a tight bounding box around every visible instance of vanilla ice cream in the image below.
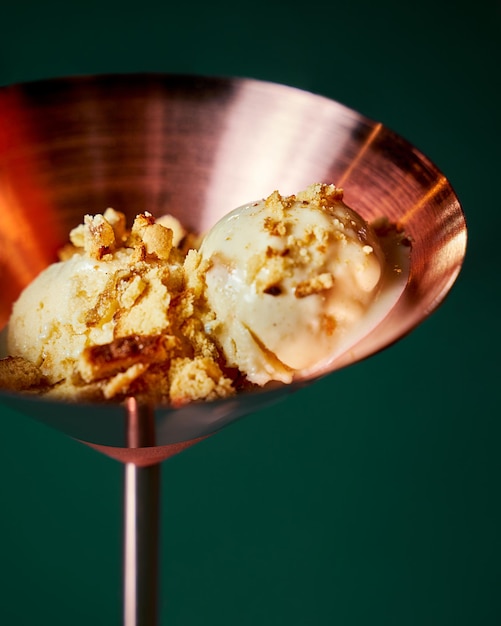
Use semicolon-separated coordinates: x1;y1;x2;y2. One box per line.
6;209;234;404
1;183;408;402
199;183;386;385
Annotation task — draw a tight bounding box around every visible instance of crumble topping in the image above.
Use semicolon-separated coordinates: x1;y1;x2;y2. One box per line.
0;183;408;404
0;208;238;404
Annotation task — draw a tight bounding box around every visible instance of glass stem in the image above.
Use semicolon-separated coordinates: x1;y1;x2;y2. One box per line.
123;398;160;626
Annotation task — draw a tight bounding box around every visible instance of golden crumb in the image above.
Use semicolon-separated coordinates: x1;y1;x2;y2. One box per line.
84;214;117;259
142;223;174;260
69;209;181;263
78;334;182;383
295;183;344;208
183;249;207;296
262;183;344;218
155;214;187;247
264;189;288;217
169;356;235;407
295;272;334;298
263;216;287;237
103;208;127;243
0;356;46;392
102;363;150;399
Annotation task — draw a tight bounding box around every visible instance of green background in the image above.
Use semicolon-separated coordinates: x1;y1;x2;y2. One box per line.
1;1;499;624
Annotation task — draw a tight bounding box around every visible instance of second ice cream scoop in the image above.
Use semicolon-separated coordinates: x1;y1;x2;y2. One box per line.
200;184;386;385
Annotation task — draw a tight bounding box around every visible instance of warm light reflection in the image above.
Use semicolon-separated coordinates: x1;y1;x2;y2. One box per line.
0;73;467;452
0;90;61;326
203;83;356;227
336;122;384;187
0;180;51;282
399;174;450;225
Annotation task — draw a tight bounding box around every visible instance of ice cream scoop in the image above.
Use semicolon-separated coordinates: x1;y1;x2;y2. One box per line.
199;183;386;385
5;209;234;403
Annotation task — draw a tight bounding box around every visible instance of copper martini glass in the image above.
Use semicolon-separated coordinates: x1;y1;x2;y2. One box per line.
0;74;467;625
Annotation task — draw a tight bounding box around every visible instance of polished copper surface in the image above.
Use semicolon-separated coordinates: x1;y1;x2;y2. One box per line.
0;73;467;458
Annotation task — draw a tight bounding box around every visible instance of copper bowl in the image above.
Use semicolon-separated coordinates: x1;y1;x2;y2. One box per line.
0;73;467;462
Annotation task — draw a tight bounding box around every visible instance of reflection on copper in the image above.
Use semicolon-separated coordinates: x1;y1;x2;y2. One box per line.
336;122;384;187
400;174;450;226
125;397;156;448
0;91;62;326
0;73;467;456
203;81;364;225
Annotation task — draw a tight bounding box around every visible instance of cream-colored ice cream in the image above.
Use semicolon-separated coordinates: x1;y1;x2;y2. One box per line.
1;183;408;402
199;183;386;385
6;209;234;404
8;248;173;383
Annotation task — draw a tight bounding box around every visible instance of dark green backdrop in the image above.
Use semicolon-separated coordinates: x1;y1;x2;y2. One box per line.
1;1;499;624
